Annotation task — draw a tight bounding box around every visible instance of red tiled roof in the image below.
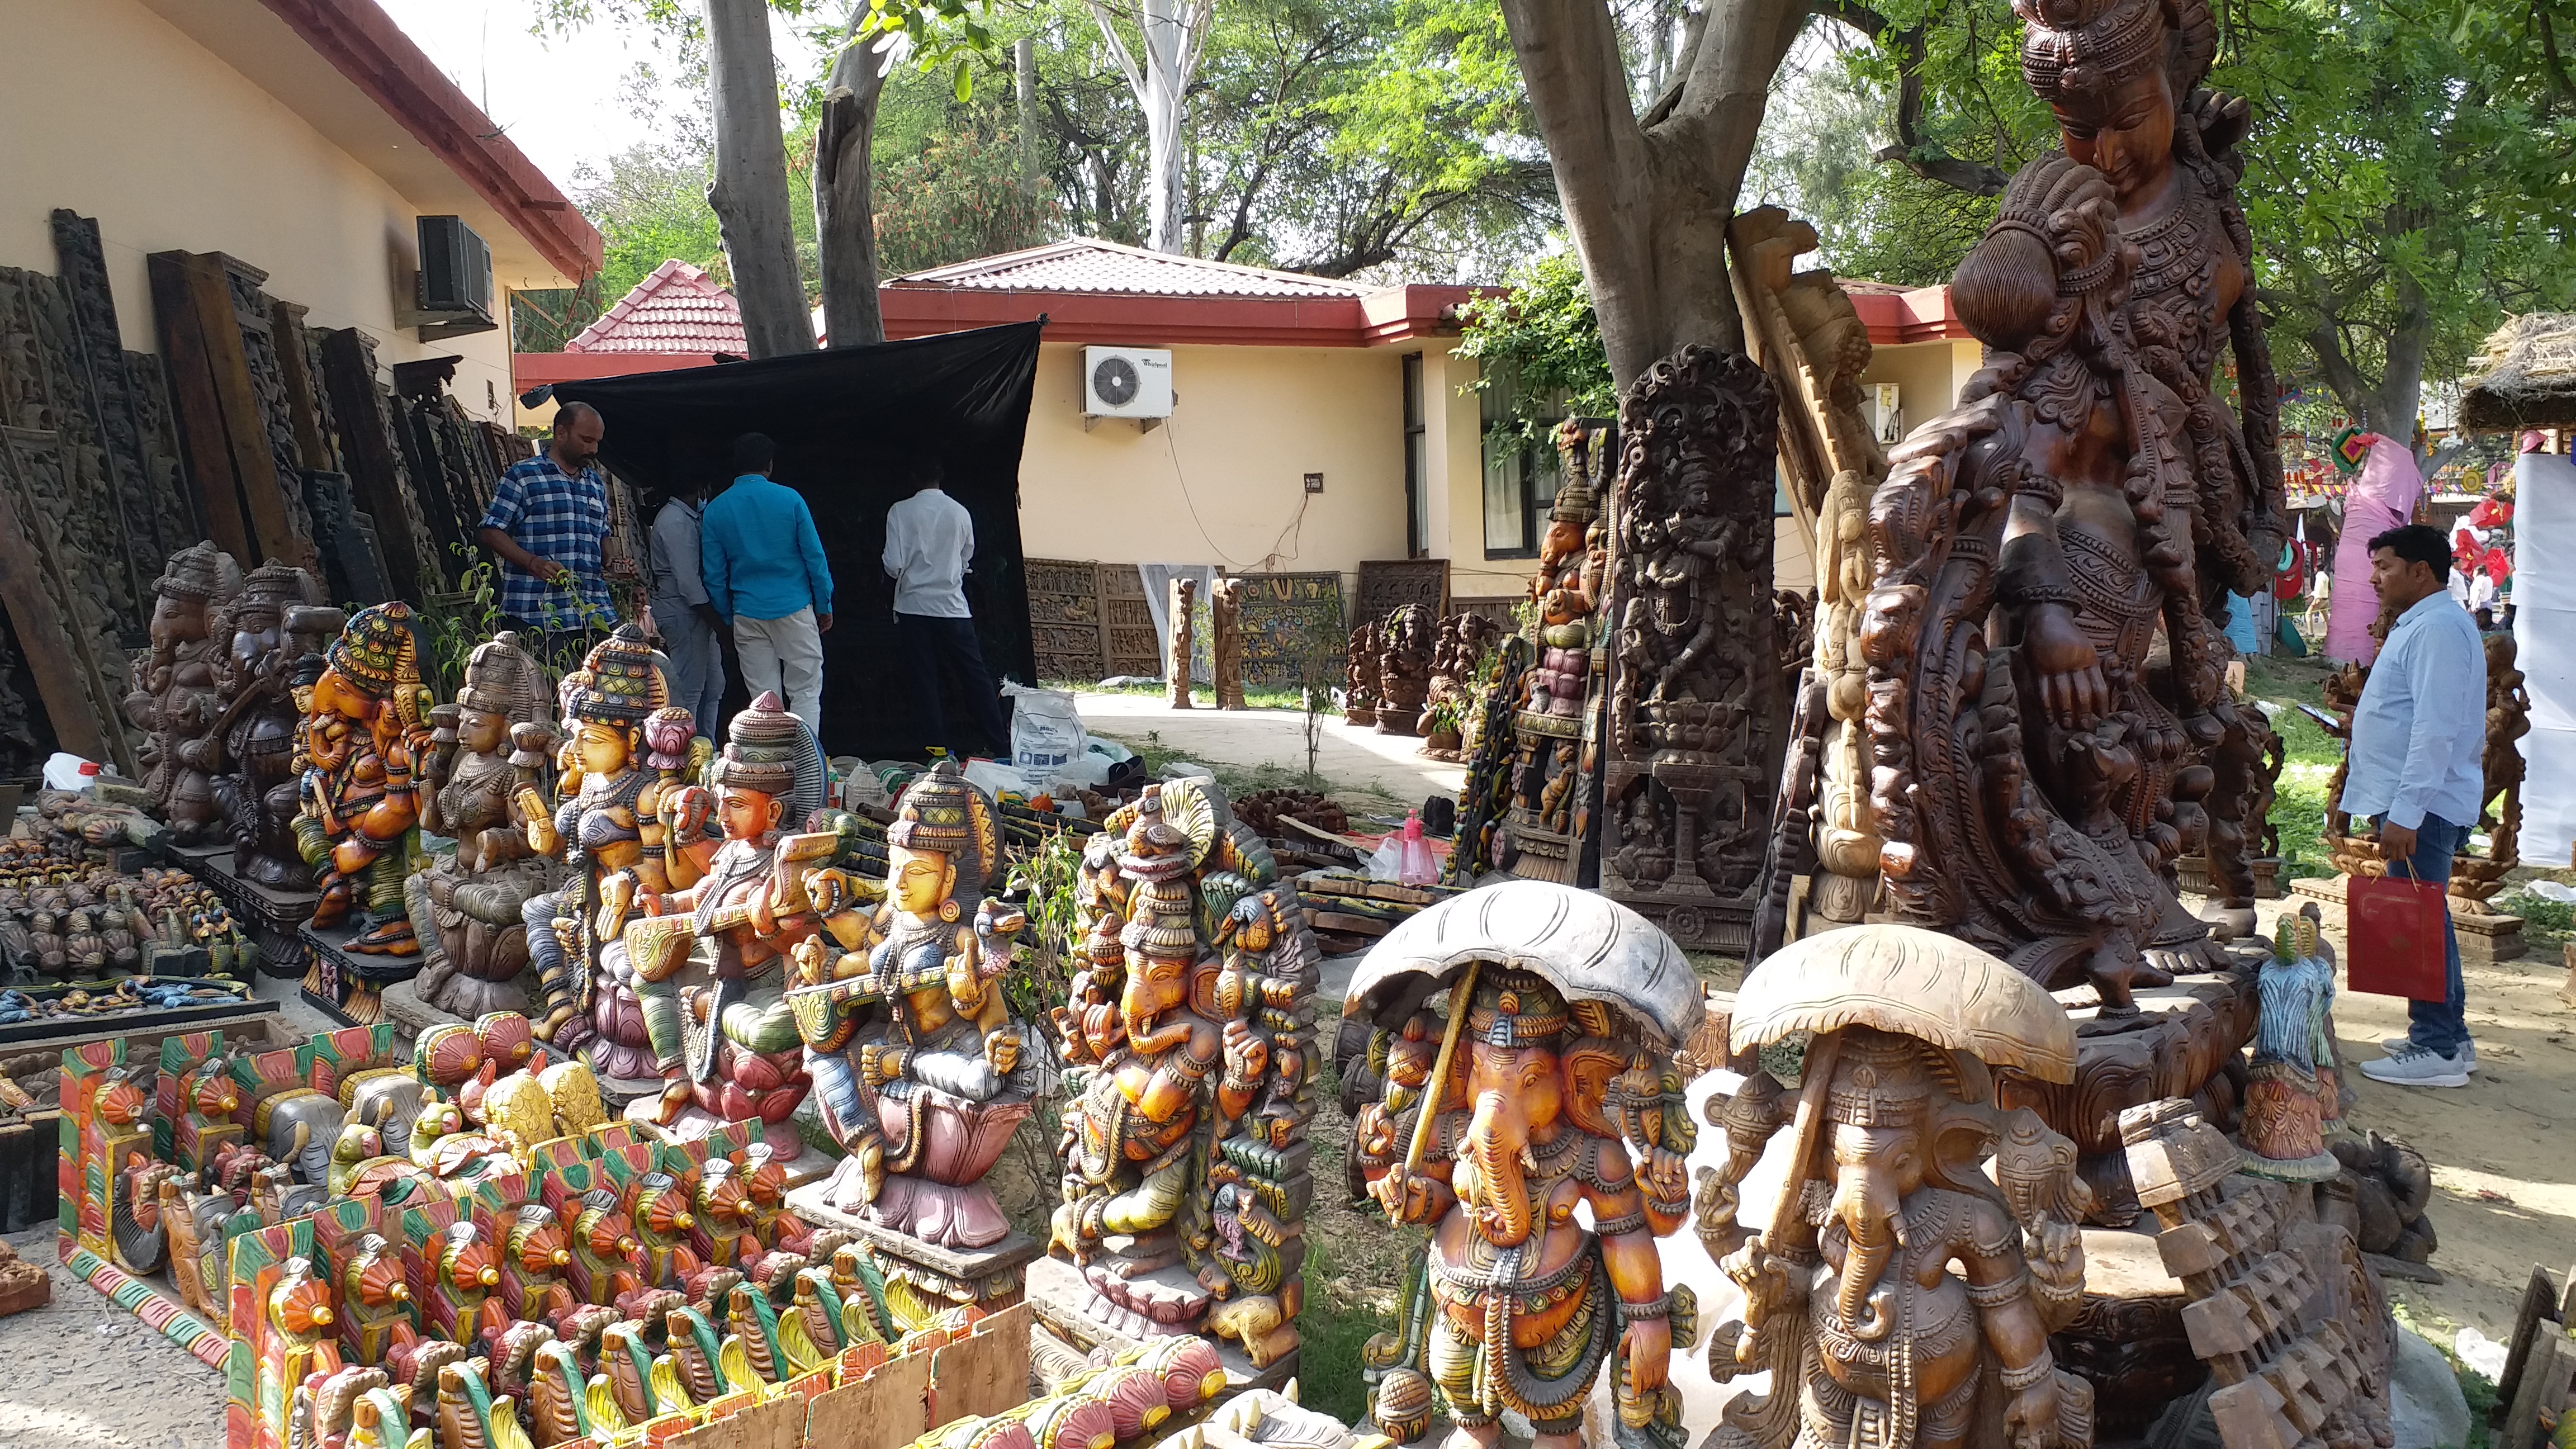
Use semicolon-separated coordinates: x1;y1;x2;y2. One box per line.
889;239;1373;300
565;260;747;354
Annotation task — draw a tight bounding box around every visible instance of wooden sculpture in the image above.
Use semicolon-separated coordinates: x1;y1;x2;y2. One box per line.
2120;1100;2393;1449
1501;419;1613;884
1595;348;1781;952
2456;631;2530;900
2239;903;2342;1180
2021;0;2290;924
1345;619;1381;726
620;691;829;1152
1344;883;1700;1449
124;541;240;845
1049;779;1321;1362
299;602;435;953
211;568;335;889
1860;155;2237;1012
796;760;1031;1248
409;632;559;1020
1211;575;1248;711
1374;604;1432;736
1169;577;1197;709
1699;925;2096;1449
519;625;714;1076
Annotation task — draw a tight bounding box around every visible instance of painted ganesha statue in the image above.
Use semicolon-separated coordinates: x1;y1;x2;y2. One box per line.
1344;882;1702;1449
1048;779;1323;1369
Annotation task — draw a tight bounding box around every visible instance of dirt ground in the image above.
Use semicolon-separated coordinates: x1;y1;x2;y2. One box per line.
0;1226;225;1448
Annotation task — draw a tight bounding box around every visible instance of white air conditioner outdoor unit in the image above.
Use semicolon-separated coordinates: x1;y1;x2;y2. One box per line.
1083;346;1173;431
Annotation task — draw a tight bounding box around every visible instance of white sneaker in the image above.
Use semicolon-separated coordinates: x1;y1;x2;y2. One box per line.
2360;1044;2472;1088
2379;1036;2478;1071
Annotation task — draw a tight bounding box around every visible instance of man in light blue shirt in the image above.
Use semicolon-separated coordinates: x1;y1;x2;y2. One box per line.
701;433;834;733
2342;523;2488;1087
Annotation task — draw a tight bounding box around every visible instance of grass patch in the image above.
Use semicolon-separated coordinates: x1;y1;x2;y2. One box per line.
1043;678;1319;711
2494;886;2576;954
1296;1235;1395;1423
1090;726;1412;820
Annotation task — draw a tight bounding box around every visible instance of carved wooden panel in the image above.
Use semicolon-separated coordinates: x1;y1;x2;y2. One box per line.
125;350;201;551
1352;558;1447;629
315;327;447;598
1594;346;1781;953
0;264;146;641
1101;564;1161;678
1233;571;1346;689
1024;557;1108;683
0;424;139;774
50;211;176;596
215;255;322;567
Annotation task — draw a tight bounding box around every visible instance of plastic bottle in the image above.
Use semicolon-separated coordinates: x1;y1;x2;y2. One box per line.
1397;808;1438;886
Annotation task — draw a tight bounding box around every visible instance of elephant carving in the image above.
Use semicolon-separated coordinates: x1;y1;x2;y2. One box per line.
253;1087;347;1186
341;1071;427;1161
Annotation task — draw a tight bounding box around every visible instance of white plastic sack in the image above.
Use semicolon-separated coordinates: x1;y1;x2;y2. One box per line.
1003;682;1087;779
964;758;1040;799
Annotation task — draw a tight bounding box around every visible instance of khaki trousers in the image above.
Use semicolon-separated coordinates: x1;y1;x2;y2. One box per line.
733;607;825;732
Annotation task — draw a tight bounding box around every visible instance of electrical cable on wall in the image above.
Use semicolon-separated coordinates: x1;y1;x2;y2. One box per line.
1160;411;1309;572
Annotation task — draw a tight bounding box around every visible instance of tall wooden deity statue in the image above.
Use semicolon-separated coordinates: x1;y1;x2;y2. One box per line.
125;542;240;845
1862;155;2239;1012
1499;419;1612;885
1345;883;1701;1449
520;625;714;1079
795;760;1031;1251
1699;926;2097;1449
2021;0;2289;938
210;567;335;889
297;603;435;951
1596;349;1782;953
1048;779;1322;1371
405;633;560;1019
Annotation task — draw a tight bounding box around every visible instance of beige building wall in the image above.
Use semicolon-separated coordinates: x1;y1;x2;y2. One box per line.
1859;338;1985;444
0;0;531;428
1018;340;1493;605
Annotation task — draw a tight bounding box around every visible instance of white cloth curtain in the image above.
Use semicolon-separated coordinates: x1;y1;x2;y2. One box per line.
1137;563;1218;683
2514;453;2576;866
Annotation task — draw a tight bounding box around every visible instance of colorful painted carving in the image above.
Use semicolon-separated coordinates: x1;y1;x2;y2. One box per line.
1049;779;1320;1361
1346;882;1699;1449
519;624;714;1078
408;632;561;1020
799;759;1029;1249
297;603;435;952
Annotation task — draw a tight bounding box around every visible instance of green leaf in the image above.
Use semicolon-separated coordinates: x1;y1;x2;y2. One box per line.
953;57;972;102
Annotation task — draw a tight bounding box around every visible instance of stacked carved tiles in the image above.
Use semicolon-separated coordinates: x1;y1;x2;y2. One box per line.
1294;872;1458;954
2122;1099;2396;1449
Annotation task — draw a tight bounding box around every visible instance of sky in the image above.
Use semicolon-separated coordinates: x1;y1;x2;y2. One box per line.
377;0;825;195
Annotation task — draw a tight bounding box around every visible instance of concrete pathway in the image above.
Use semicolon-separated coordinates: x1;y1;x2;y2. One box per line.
1068;691;1467;809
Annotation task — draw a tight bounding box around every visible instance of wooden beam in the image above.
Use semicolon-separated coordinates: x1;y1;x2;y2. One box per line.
144;253;253;561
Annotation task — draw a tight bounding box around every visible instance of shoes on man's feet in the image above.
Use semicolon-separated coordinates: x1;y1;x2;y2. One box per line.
2379;1035;2478;1071
2360;1044;2472;1088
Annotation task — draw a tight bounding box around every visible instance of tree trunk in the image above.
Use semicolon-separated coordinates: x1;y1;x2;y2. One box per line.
1496;0;1810;387
1088;0;1211;254
2304;268;2432;439
707;0;815;358
816;17;890;348
1017;37;1042;198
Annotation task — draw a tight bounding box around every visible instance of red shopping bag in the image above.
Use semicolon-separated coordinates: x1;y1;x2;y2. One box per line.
2346;866;2450;1000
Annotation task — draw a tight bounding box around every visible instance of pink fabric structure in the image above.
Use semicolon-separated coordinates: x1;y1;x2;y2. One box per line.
2326;434;2424;663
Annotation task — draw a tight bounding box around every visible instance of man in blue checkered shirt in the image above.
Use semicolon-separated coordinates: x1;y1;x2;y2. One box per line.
477;402;614;647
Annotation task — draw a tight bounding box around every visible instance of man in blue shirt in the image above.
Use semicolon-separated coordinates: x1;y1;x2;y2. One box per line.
2344;523;2489;1088
701;433;833;733
478;401;613;657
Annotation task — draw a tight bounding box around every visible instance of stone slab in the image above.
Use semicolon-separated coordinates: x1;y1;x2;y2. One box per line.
1023;1253;1298;1391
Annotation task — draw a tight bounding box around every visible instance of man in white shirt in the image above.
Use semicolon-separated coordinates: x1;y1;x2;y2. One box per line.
882;461;1006;758
2343;523;2489;1088
646;476;726;730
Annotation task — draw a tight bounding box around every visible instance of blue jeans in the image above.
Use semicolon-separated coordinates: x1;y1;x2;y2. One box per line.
652;595;726;733
2375;812;2469;1055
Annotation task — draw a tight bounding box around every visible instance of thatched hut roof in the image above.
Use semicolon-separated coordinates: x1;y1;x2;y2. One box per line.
2461;313;2576;430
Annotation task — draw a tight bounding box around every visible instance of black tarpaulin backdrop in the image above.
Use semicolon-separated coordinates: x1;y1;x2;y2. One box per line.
557;321;1041;761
